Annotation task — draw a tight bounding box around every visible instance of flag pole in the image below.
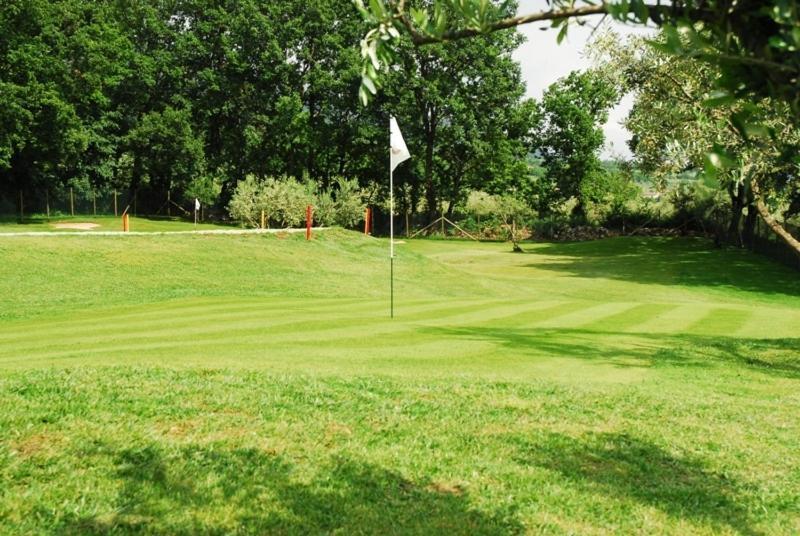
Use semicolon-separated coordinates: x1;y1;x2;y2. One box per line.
389;121;395;319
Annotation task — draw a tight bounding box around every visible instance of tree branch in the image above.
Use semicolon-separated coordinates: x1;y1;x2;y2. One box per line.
409;4;609;45
751;176;800;257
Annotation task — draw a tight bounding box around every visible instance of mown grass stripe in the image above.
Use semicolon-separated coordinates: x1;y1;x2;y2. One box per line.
533;302;640;329
627;303;713;335
733;305;800;339
578;303;669;332
685;307;753;336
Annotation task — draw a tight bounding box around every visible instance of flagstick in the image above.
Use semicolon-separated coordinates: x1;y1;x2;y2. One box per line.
389;137;395;319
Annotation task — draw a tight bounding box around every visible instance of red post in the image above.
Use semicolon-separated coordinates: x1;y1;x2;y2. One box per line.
306;204;312;240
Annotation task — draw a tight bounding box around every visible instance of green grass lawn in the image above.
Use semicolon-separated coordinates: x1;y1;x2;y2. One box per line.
1;231;798;534
0;215;234;233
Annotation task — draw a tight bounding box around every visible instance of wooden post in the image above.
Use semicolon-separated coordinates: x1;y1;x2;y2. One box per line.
113;190;118;217
306;205;312;240
260;210;266;230
19;190;23;221
45;190;50;218
70;188;74;216
364;207;370;235
167;190;171;217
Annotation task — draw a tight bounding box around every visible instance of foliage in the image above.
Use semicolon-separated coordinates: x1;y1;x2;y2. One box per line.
465;191;499;223
331;177;367;228
258;177;314;229
227;175;263;228
356;0;800;121
184;174;223;208
0;0;533;225
229;175;364;229
533;70;619;218
582;164;641;226
593;30;800;251
379;16;533;219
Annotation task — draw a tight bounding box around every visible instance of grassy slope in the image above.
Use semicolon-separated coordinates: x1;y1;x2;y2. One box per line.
0;231;799;534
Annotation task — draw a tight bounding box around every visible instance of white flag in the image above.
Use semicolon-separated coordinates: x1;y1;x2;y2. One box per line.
195;198;200;211
390;117;410;172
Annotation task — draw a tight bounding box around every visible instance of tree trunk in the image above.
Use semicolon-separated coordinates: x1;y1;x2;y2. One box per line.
727;182;745;247
752;177;800;256
742;203;757;247
423;109;436;221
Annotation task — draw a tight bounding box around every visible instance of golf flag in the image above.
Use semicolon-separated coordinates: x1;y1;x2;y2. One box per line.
389;117;409;320
390;117;410;172
195;198;200;211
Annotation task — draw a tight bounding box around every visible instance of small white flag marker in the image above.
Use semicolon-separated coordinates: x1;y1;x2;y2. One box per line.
195;198;200;211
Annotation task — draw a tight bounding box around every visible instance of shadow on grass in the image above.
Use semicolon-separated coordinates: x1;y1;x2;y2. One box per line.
515;431;760;535
423;326;800;378
521;237;800;298
60;445;521;534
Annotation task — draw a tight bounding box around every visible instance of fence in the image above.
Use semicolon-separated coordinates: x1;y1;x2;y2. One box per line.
0;187;207;221
750;218;800;271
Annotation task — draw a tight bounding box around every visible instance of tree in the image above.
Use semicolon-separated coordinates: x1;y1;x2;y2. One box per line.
125;106;205;195
533;70;618;218
594;30;800;253
380;14;532;220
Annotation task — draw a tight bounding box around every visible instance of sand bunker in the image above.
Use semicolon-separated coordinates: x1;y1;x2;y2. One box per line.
52;222;100;230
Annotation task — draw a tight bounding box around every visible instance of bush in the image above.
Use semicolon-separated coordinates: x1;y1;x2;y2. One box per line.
332;177;366;228
228;176;365;229
465;191;499;225
228;176;313;228
260;177;313;228
184;174;222;208
227;175;262;227
313;188;336;227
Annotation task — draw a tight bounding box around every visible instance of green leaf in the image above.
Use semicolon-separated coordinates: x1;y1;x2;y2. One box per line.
702;90;735;108
556;23;568;45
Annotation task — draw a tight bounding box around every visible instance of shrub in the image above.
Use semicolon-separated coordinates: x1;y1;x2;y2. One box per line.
332;177;366;228
260;177;314;228
228;176;366;229
465;191;499;225
228;176;314;228
227;175;262;227
313;188;336;227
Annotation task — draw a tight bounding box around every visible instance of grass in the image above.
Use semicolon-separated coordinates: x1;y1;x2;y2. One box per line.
0;215;234;233
0;228;799;534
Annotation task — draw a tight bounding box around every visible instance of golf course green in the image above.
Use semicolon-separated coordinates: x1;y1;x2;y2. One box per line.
1;229;798;534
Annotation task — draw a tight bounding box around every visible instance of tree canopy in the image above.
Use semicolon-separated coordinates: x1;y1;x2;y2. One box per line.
0;0;534;219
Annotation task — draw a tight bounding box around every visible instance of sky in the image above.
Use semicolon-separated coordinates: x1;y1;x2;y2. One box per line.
512;0;654;158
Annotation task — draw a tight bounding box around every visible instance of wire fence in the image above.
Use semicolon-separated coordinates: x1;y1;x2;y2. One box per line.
750;218;800;271
0;188;206;221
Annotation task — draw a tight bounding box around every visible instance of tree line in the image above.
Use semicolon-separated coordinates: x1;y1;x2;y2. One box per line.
0;0;535;220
